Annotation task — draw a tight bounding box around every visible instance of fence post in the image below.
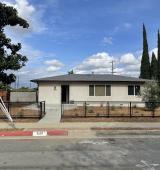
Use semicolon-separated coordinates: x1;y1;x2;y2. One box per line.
107;102;110;117
129;102;132;118
61;103;63;118
40;102;42;118
44;101;46;116
152;102;155;118
84;102;87;117
105;102;107;117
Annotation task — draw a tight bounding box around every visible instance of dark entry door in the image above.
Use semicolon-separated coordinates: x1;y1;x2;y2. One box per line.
61;85;69;103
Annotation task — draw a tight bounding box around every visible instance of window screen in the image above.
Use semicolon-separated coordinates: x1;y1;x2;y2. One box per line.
89;85;94;96
135;85;140;95
95;85;105;96
106;85;111;96
128;85;134;95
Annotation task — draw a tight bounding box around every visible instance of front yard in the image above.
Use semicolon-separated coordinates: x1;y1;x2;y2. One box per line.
0;103;43;122
61;103;160;122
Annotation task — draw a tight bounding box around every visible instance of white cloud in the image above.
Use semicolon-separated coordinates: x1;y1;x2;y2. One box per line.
18;70;30;75
120;53;139;65
12;48;158;87
21;44;43;59
45;59;63;66
74;52;114;74
46;66;61;72
74;47;159;77
74;52;140;76
12;60;65;87
9;46;65;86
45;59;64;72
103;36;113;45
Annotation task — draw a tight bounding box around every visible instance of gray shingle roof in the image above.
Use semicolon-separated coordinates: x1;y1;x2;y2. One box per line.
31;74;146;83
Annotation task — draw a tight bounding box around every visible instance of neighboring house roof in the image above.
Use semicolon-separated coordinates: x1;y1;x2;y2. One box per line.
31;74;147;83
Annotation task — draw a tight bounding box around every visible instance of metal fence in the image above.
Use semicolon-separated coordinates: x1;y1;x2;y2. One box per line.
0;101;45;119
61;101;160;118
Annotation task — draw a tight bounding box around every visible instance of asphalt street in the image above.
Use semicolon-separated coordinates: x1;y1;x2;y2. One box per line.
0;136;160;170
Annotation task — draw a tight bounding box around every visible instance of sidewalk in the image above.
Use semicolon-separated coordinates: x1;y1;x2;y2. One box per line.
2;122;160;129
1;122;160;137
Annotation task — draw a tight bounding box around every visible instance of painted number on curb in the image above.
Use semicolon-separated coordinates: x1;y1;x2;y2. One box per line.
33;131;47;137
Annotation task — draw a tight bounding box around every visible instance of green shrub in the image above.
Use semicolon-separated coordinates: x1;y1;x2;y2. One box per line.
141;81;160;111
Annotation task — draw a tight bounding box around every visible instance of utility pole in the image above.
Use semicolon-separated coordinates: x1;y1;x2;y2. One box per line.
110;60;116;75
17;75;19;89
30;82;32;89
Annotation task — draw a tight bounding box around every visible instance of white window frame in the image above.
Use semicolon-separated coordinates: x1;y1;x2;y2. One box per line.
128;85;140;96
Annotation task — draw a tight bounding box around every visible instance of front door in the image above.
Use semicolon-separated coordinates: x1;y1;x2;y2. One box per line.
61;85;69;104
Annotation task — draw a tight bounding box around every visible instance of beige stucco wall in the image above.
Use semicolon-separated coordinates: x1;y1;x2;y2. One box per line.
38;82;61;104
38;82;143;104
69;83;142;102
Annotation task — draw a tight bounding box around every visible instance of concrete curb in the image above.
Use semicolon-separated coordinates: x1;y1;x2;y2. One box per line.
0;129;68;137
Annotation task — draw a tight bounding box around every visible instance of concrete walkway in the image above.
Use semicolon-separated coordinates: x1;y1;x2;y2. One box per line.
38;104;61;123
0;122;160;138
2;122;160;130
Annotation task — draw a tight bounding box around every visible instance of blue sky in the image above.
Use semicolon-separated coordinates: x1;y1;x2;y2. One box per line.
2;0;160;87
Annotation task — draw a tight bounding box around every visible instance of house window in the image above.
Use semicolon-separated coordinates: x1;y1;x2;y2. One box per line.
89;85;94;96
106;85;111;96
95;85;105;96
89;85;111;96
128;85;134;95
128;85;140;96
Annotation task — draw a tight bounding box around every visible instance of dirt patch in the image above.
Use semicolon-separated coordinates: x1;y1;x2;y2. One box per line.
0;103;41;122
12;119;39;122
63;106;160;117
0;118;39;123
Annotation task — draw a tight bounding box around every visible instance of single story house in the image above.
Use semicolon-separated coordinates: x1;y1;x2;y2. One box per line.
31;74;146;105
